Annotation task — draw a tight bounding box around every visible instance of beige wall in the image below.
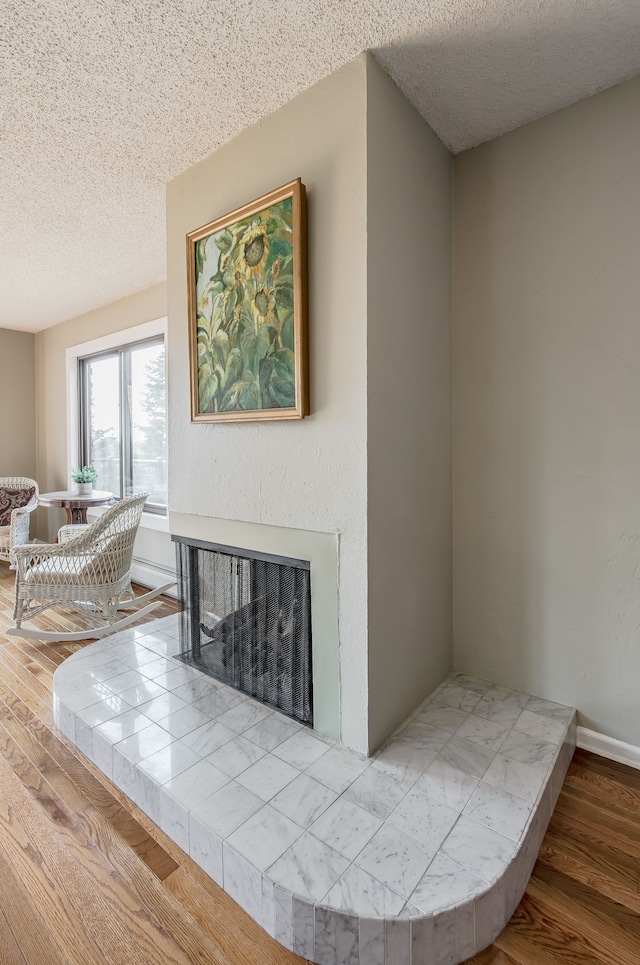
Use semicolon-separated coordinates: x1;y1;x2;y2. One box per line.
366;58;453;750
34;284;173;577
453;76;640;743
0;329;36;478
166;54;453;752
17;60;640;751
167;57;370;750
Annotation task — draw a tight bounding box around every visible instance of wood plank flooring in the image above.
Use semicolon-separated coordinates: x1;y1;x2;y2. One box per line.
0;560;639;964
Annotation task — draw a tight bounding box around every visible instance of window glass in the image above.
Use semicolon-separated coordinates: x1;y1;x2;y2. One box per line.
80;337;167;513
130;341;167;510
85;353;121;498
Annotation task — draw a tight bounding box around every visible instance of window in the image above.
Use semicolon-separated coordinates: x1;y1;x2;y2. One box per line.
79;337;167;514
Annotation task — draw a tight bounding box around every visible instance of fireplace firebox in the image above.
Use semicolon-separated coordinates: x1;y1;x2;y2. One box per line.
172;536;313;726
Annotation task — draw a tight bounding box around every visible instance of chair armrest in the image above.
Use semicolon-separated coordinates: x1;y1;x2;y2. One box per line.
9;495;38;521
10;509;31;542
13;540;63;563
12;538;94;582
13;511;101;562
8;504;37;564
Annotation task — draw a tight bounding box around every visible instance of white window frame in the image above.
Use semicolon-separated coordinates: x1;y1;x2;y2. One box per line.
66;317;168;532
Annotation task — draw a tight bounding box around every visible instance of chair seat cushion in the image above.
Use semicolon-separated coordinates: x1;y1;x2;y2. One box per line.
25;557;90;585
24;538;127;586
0;487;36;526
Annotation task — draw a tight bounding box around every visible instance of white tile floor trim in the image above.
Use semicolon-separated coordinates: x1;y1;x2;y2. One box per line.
52;614;576;965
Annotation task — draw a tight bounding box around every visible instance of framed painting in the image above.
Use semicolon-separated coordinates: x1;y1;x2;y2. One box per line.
187;178;308;423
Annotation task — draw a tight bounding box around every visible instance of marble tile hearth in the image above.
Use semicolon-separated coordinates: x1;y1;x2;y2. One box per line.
53;614;576;965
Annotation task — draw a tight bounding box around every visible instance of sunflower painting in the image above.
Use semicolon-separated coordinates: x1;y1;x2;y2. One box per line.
187;179;308;423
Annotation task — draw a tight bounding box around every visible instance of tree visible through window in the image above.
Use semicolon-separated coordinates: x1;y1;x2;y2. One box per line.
79;338;167;513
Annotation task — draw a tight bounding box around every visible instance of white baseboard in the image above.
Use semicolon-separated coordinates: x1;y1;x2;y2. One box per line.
577;726;640;770
131;558;177;599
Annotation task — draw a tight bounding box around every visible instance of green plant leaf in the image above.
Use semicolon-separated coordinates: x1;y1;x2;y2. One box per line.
220;376;259;411
196;312;212;340
276;253;294;278
271;348;296;381
265;200;292;234
259;356;274;394
239;304;254;326
212;330;230;368
240;328;270;376
281;312;295;352
275;283;294;310
223;347;243;389
198;364;218;413
239;377;261;410
195;238;208;278
201;276;224;301
216;228;234;253
224;287;238;323
267;377;296;408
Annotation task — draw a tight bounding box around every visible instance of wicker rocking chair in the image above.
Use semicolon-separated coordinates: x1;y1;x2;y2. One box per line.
8;493;174;642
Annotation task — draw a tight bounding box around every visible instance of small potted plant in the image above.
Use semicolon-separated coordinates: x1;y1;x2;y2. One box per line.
71;465;98;495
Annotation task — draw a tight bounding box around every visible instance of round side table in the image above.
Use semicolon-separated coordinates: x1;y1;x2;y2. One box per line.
37;490;115;525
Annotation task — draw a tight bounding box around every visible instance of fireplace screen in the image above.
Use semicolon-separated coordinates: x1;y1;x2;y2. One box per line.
173;536;312;726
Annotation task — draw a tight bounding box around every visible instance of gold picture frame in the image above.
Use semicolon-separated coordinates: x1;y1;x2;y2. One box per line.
187;178;308;423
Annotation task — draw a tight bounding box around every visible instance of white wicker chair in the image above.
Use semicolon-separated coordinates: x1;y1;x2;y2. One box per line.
0;477;39;567
8;493;174;642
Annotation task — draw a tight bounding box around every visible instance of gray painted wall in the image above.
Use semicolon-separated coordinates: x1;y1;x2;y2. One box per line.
166;55;454;752
0;328;36;478
366;57;453;751
453;75;640;744
167;57;371;751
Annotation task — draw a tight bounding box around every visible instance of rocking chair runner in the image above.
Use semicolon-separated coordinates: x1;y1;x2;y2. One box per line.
8;493;174;642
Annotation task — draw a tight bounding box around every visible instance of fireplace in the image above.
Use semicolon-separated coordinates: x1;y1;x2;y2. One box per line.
173;535;313;726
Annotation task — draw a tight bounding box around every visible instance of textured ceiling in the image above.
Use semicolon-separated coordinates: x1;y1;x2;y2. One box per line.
2;0;639;332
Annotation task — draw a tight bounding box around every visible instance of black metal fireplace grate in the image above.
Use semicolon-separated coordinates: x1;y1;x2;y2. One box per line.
172;536;313;726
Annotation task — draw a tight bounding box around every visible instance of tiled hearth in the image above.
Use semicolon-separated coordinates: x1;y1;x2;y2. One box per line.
53;614;576;965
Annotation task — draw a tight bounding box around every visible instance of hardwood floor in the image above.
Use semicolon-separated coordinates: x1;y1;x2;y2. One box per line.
465;757;640;964
0;559;639;964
